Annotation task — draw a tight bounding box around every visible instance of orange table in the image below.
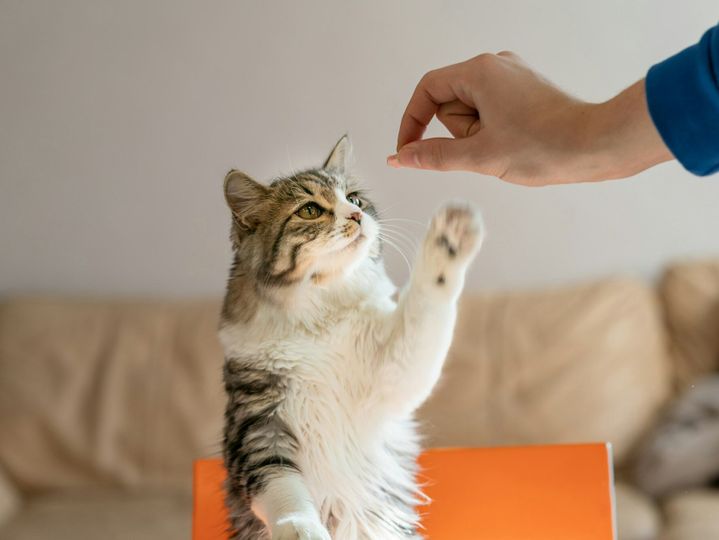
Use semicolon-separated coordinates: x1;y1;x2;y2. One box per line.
193;443;616;540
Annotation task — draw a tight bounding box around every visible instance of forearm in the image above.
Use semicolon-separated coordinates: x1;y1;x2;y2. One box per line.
377;280;459;415
376;206;481;414
576;22;719;181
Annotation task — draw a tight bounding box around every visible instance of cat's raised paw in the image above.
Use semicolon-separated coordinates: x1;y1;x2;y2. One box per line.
272;516;331;540
426;203;483;265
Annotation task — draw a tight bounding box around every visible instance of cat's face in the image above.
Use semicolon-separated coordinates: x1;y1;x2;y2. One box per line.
224;136;380;287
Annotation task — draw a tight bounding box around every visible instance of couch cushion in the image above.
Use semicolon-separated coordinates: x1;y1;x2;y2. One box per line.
0;466;20;529
661;490;719;540
0;489;190;540
615;482;661;540
660;260;719;388
0;297;225;493
418;278;671;464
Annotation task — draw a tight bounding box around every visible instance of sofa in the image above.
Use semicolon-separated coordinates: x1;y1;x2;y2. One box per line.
1;259;719;540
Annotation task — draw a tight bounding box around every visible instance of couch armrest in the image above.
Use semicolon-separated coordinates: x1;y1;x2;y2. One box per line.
0;465;20;528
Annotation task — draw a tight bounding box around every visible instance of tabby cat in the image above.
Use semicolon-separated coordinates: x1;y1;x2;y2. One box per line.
219;136;483;539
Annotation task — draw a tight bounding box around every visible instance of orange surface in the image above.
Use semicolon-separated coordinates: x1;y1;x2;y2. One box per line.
193;444;616;540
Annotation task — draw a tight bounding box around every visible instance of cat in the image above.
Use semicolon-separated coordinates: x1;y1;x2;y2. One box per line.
218;135;483;540
634;374;719;497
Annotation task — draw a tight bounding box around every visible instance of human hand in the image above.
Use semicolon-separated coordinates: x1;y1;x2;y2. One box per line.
388;52;672;186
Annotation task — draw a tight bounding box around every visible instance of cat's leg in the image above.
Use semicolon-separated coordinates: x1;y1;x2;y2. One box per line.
253;475;330;540
376;204;483;415
224;362;330;540
226;501;269;540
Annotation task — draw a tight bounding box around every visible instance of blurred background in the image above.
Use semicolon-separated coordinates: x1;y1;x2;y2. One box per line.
2;0;719;295
1;1;719;540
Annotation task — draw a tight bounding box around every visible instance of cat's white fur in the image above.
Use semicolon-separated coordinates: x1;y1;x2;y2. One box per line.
220;162;482;539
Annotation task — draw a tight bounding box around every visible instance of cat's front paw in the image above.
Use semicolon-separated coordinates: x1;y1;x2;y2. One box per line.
425;203;483;267
272;515;331;540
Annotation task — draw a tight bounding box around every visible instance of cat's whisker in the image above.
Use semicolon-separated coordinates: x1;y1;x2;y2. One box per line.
377;220;416;231
377;234;412;275
379;229;418;257
380;241;411;276
379;222;417;238
377;217;426;227
378;225;419;253
375;201;405;214
285;146;297;176
377;222;424;249
378;223;416;246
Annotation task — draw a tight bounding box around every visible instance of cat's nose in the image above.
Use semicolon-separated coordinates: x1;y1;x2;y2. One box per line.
348;212;362;224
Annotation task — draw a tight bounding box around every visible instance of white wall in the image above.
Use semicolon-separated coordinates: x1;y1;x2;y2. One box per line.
2;0;718;296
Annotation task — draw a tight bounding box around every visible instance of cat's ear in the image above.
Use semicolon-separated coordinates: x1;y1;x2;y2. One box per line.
224;170;269;233
322;134;352;173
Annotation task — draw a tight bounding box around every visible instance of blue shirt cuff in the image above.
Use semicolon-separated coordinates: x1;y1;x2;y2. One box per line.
645;25;719;176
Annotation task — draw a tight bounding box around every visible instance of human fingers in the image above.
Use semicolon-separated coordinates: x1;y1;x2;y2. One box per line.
396;62;469;151
436;100;481;139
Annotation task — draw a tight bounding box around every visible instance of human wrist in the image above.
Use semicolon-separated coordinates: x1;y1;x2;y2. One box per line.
583;80;673;180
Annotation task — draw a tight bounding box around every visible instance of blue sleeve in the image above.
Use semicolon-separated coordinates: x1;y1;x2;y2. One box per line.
645;23;719;176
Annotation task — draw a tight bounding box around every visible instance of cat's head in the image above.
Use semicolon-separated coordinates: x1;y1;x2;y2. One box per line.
224;136;380;287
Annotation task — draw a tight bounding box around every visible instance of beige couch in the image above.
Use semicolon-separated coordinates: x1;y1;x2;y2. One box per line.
2;260;719;540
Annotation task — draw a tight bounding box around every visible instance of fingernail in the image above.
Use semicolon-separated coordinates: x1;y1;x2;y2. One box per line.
386;154;400;168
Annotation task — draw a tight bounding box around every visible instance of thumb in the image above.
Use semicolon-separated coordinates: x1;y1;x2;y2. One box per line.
388;137;474;172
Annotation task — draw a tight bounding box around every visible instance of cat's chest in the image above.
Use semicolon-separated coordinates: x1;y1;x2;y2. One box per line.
283;336;369;418
277;330;379;433
244;313;373;367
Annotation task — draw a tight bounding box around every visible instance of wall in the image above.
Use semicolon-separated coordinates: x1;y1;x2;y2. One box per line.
2;0;718;296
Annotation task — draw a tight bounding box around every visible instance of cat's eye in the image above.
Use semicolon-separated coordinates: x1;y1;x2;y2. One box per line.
347;193;363;207
296;202;324;220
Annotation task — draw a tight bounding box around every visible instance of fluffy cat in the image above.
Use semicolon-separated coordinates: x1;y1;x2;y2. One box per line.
634;374;719;497
218;136;483;539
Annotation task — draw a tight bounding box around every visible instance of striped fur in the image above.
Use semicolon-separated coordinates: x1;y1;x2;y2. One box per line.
219;136;483;539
